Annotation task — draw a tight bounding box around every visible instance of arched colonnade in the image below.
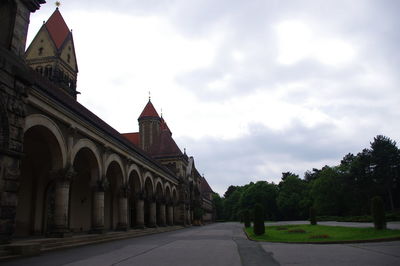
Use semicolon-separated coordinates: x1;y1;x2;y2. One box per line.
15;114;179;237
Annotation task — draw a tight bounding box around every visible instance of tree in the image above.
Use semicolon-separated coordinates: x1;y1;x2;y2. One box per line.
309;207;317;225
253;203;265;235
212;193;224;221
370;135;400;210
371;196;386;229
240;181;278;221
311;166;346;216
243;210;251;228
277;174;310;220
224;189;242;220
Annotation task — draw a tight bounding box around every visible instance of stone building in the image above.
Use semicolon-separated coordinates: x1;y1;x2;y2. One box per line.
0;1;214;244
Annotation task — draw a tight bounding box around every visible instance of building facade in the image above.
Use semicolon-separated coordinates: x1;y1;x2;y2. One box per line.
0;1;214;244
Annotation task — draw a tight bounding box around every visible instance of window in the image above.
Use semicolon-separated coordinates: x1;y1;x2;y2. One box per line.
38;47;43;55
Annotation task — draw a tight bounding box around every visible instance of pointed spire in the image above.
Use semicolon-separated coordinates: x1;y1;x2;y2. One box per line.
45;7;70;49
138;98;160;119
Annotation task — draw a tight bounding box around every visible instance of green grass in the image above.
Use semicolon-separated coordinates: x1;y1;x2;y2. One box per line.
245;224;400;243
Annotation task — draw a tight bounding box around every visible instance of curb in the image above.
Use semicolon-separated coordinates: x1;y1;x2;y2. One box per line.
242;228;400;244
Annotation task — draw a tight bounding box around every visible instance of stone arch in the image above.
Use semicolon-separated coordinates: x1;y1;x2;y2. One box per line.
15;118;66;236
104;159;124;230
155;178;164;197
172;187;179;203
71;138;102;178
127;164;142;228
104;153;126;183
70;140;102;232
24;114;67;168
127;164;142;190
143;172;154;227
165;183;172;201
143;172;154;195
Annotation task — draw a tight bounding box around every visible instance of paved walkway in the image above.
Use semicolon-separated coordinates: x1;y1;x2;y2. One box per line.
2;222;400;266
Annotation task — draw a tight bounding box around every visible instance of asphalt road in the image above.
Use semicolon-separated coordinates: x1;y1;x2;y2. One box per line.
2;222;400;266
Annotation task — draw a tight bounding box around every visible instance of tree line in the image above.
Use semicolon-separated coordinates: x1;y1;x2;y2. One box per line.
213;135;400;221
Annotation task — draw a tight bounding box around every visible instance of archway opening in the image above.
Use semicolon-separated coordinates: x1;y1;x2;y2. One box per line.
128;171;141;228
15;125;63;237
70;147;98;233
104;161;123;230
155;182;163;226
144;178;153;227
165;186;172;225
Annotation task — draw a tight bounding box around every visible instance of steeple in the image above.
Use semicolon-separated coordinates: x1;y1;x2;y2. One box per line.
138;99;161;152
138;99;160;119
25;7;79;99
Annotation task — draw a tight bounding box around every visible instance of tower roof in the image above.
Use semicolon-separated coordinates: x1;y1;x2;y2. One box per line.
139;100;160;119
45;8;70;49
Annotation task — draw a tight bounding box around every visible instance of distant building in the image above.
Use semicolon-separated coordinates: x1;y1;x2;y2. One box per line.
0;2;214;244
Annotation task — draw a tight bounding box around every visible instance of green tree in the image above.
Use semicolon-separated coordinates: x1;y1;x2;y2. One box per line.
277;174;310;220
311;166;346;216
371;196;386;229
212;193;224;221
370;135;400;210
253;203;265;235
240;181;278;221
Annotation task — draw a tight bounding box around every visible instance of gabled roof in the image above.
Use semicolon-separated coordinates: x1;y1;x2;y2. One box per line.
122;132;140;146
138;100;160;119
45;8;70;49
201;176;214;193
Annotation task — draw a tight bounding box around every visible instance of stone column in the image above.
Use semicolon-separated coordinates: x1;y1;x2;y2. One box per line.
135;197;145;229
90;180;106;233
158;201;166;227
48;167;75;237
167;204;173;225
148;199;157;228
116;186;128;231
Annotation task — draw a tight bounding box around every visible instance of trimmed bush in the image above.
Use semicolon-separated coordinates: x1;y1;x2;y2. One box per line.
371;196;386;229
309;207;317;225
253;203;265;235
243;210;251;228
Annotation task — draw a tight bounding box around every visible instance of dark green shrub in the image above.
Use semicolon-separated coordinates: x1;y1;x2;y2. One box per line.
371;196;386;229
253;203;265;235
243;210;251;228
309;207;317;225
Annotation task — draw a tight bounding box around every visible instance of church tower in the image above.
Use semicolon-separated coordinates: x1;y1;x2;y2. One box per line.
138;99;161;152
25;7;79;99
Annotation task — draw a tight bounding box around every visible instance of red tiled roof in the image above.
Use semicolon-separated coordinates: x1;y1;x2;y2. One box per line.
149;130;183;157
45;8;70;49
201;176;213;193
139;100;159;119
122;132;140;146
160;117;171;134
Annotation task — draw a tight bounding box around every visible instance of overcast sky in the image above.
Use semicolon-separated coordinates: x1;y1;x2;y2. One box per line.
28;1;400;196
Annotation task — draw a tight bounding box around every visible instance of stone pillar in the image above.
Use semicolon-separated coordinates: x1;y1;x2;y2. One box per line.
167;205;173;225
148;200;157;227
116;186;128;231
135;198;145;229
48;167;75;237
158;202;166;227
90;181;106;233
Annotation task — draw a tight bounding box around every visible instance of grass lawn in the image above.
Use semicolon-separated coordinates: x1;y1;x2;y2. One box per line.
245;224;400;243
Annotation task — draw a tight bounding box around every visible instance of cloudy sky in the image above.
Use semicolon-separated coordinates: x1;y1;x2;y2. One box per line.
28;1;400;196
